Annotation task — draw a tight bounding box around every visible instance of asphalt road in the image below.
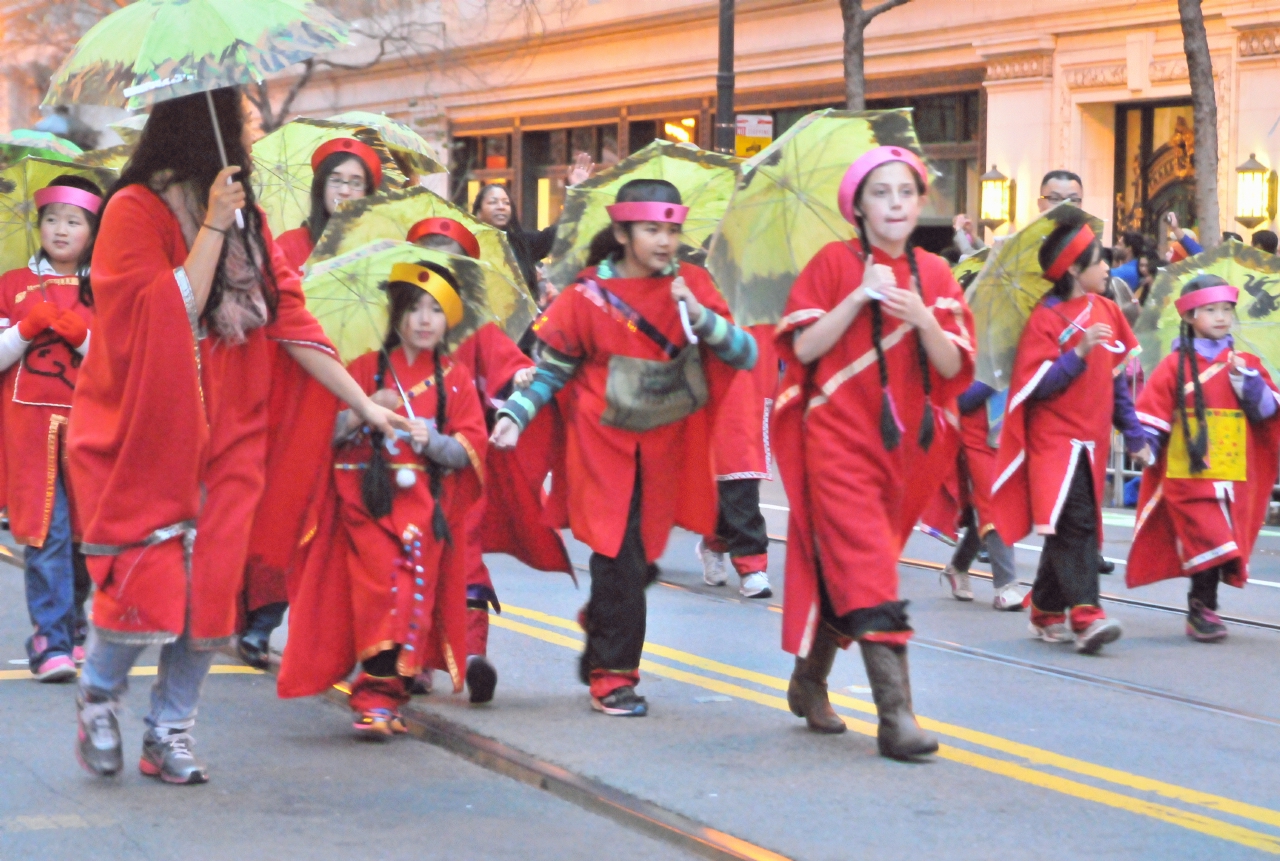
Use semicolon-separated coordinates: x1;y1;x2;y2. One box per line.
2;482;1278;860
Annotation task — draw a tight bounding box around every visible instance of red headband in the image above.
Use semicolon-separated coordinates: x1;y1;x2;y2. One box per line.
406;217;481;259
311;138;383;189
1042;224;1096;281
605;201;688;224
34;185;102;215
1175;284;1239;315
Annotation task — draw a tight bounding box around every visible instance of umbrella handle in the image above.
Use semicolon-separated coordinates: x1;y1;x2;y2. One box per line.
204;90;244;231
1100;340;1128;354
679;300;699;345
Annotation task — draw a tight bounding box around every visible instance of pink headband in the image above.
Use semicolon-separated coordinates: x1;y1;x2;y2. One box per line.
605;202;688;224
1175;284;1239;315
34;186;102;215
837;146;929;224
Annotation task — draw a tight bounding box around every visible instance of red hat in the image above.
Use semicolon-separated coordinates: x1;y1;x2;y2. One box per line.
407;217;481;259
311;138;383;189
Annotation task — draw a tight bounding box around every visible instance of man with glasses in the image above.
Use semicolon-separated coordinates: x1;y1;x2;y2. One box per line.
1037;170;1084;212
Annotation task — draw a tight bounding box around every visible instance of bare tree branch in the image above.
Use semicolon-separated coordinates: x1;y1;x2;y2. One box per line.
1177;0;1221;247
839;0;913;110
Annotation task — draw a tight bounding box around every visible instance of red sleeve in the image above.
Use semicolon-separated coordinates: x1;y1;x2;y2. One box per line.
0;269;21;321
344;351;379;400
1135;354;1178;434
680;263;732;319
443;362;489;483
775;242;850;362
533;283;592;358
471;323;533;401
274;227;314;274
262;218;336;356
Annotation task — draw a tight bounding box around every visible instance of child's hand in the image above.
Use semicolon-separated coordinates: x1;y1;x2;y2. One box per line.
490;416;521;450
859;262;896;301
370;388;401;410
1074;323;1113;357
878;285;932;328
51;310;87;348
17;301;59;340
408;417;432;449
671;277;704;325
512;366;536;389
1230;352;1249;374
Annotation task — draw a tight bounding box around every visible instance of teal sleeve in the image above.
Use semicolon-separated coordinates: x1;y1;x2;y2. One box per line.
693;307;757;370
496;346;581;430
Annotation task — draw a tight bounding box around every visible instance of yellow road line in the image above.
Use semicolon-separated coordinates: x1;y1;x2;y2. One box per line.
0;665;261;682
493;609;1280;854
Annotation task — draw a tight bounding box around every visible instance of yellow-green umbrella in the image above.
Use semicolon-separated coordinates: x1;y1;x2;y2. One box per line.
250;117;410;238
0;130;83;165
546;140;740;289
1136;240;1280;377
0;156;118;273
109;114;149;146
75;145;131;171
706;108;928;327
968;205;1106;390
953;247;989;292
326;111;445;177
303;240;519;364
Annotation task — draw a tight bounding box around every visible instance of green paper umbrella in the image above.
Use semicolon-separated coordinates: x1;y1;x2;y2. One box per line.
109;114;149;146
546;140;741;289
75;145;131;172
0;130;84;165
953;247;989;292
706;108;929;327
1135;240;1280;377
326;111;445;177
303;240;511;364
0;156;118;273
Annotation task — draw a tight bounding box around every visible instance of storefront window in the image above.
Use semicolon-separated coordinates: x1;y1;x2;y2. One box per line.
1114;100;1195;240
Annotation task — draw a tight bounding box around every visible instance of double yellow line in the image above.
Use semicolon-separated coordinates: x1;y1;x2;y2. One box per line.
495;603;1280;855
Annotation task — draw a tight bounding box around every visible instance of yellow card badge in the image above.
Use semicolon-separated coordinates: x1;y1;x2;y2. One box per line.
1166;408;1247;482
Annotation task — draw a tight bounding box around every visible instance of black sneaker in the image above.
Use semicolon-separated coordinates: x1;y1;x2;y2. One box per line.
591;686;648;717
1098;558;1115;575
1186;599;1228;642
237;630;271;670
466;656;497;704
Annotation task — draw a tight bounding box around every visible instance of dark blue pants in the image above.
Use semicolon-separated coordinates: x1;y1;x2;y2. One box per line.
25;472;81;669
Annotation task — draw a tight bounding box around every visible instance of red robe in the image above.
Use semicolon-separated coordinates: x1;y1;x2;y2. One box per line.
277;349;486;695
0;268;91;546
919;405;1000;542
1127;347;1280;587
774;241;974;656
67;186;335;647
710;322;776;481
991;295;1136;544
533;261;737;561
274;227;314;272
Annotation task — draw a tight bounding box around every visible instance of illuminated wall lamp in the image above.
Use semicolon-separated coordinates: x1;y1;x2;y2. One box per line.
1235;153;1278;230
979;164;1015;233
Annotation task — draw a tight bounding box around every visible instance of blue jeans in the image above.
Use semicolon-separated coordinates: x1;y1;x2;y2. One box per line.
24;473;77;669
79;630;217;732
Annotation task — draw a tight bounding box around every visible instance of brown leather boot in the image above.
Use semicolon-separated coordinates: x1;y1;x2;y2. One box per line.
858;640;938;760
786;624;846;734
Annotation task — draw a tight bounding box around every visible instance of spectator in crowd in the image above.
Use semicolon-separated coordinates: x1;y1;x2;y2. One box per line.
1252;230;1278;254
1037;170;1084;213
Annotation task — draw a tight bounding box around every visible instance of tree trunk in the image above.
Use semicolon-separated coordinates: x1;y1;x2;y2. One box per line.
1178;0;1221;247
839;0;911;111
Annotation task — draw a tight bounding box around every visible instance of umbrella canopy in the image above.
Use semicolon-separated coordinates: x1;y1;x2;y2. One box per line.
953;247;989;292
706;109;928;328
968;205;1106;390
1135;240;1280;377
326;111;445;177
546;140;741;289
250;118;409;237
108;113;149;146
0;130;84;165
303;240;514;364
75;145;131;172
0;157;118;273
43;0;348;111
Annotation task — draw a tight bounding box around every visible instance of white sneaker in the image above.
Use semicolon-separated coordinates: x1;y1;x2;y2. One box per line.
695;539;728;586
1075;618;1123;655
1029;621;1074;643
941;566;974;601
739;571;773;599
992;584;1026;611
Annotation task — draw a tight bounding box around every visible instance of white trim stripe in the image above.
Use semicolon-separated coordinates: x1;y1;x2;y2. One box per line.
1182;541;1238;571
991;448;1025;495
807;323;911;410
780;308;826;330
1137;411;1172;432
1009;360;1054;414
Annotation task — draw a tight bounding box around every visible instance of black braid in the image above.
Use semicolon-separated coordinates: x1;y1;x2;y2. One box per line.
853;213;900;450
361;350;394;519
1176;320;1210;473
904;241;935;451
428;346;452;543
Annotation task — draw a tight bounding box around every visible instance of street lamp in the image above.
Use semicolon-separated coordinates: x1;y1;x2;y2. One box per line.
979;165;1014;233
1235;153;1277;229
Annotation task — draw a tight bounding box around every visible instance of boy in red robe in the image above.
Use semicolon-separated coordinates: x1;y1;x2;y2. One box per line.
1128;275;1280;640
774;147;973;759
991;209;1151;655
490;180;757;717
0;177;100;681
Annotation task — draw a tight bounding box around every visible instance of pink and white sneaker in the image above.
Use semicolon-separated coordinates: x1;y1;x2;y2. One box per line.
72;645;86;665
33;654;77;683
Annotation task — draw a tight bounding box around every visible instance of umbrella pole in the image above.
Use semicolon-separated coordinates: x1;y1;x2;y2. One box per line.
204;89;245;230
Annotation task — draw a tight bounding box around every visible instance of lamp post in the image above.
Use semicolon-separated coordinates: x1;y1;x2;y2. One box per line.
979;164;1014;238
714;0;735;154
1235;153;1277;230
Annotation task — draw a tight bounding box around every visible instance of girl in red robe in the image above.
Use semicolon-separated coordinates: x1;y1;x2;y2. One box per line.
1128;275;1280;640
279;261;486;738
490;180;757;717
991;208;1151;655
0;176;101;682
406;217;570;704
68;88;406;785
238;137;383;668
774;146;973;760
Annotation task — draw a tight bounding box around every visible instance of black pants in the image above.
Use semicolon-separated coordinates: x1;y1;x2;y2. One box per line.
1189;566;1223;610
815;558;911;640
1031;458;1101;614
581;464;655;682
714;478;769;558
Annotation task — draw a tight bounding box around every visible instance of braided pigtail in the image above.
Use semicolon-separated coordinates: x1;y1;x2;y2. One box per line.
362;351;394;519
904;241;935;451
1179;319;1210;473
854;213;901;450
428;346;452;543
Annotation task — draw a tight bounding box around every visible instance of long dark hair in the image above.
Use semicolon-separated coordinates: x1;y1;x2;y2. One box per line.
472;183;536;296
1173;274;1229;474
33;175;103;306
306;151;373;245
362;263;458;542
1038;207;1103;302
849;166;935;451
584;179;683;269
87;86;278;326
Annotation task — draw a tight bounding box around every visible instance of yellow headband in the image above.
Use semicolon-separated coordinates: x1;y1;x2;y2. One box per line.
389;262;464;328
